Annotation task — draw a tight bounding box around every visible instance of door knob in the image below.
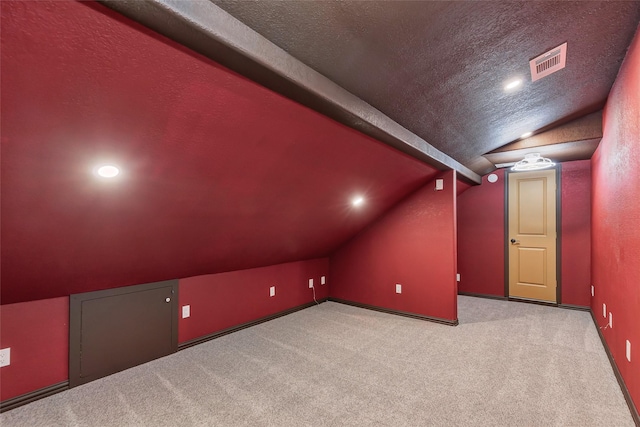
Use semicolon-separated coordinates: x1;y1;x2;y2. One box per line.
510;239;519;244
165;297;171;303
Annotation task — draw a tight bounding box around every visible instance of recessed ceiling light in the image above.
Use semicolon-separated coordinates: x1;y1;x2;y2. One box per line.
96;165;120;178
352;196;364;207
504;79;522;91
520;131;533;139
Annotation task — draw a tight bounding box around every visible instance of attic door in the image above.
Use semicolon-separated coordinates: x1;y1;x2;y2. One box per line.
69;280;178;387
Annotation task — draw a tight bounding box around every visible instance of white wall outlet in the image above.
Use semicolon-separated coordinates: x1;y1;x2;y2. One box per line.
603;303;607;318
608;312;613;328
626;340;632;362
591;285;594;297
395;284;402;294
269;286;276;297
435;179;444;191
182;305;191;319
0;348;10;367
308;279;314;289
456;274;461;282
321;276;326;285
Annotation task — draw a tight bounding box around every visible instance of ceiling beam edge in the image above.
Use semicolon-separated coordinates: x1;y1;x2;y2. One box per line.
98;0;481;184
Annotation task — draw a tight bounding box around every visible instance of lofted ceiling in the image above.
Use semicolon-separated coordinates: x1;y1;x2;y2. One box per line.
0;1;439;303
102;0;640;176
208;1;640;173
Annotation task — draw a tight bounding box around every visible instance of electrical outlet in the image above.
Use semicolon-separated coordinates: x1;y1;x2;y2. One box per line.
603;303;607;318
395;284;402;294
321;276;326;285
626;340;631;362
182;305;191;319
0;348;10;367
591;285;594;297
456;274;460;282
270;286;276;297
308;279;314;289
609;312;613;328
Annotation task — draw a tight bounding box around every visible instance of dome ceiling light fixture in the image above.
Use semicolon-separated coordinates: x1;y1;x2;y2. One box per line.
511;153;555;171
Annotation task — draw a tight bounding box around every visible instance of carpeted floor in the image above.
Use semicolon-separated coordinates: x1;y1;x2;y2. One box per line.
1;296;634;426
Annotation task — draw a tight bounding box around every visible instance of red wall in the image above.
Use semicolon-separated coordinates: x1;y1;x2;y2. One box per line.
560;160;591;306
0;297;69;401
329;172;458;321
1;0;437;304
457;164;591;305
457;169;505;296
179;259;329;343
0;260;329;401
591;25;640;411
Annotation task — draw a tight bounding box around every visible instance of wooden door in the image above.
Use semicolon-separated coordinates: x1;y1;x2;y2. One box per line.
508;169;557;302
70;280;178;387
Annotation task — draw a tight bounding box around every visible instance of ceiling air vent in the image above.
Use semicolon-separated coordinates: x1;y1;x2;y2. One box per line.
530;42;567;81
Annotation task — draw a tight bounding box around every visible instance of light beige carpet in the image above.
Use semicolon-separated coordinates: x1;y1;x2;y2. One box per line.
1;296;634;426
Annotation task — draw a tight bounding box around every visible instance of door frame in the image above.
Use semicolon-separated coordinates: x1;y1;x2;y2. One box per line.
69;279;179;387
504;164;562;305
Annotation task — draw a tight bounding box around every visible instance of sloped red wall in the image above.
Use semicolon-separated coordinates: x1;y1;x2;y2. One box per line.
0;297;69;401
591;25;640;413
329;172;458;321
179;259;329;343
1;0;437;305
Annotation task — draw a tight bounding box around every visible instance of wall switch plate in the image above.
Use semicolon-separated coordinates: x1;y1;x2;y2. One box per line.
603;303;607;318
456;274;461;282
591;285;594;297
321;276;326;285
308;279;314;289
626;340;631;362
270;286;276;297
395;284;402;294
182;305;191;319
0;348;10;367
435;179;444;191
609;312;613;328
